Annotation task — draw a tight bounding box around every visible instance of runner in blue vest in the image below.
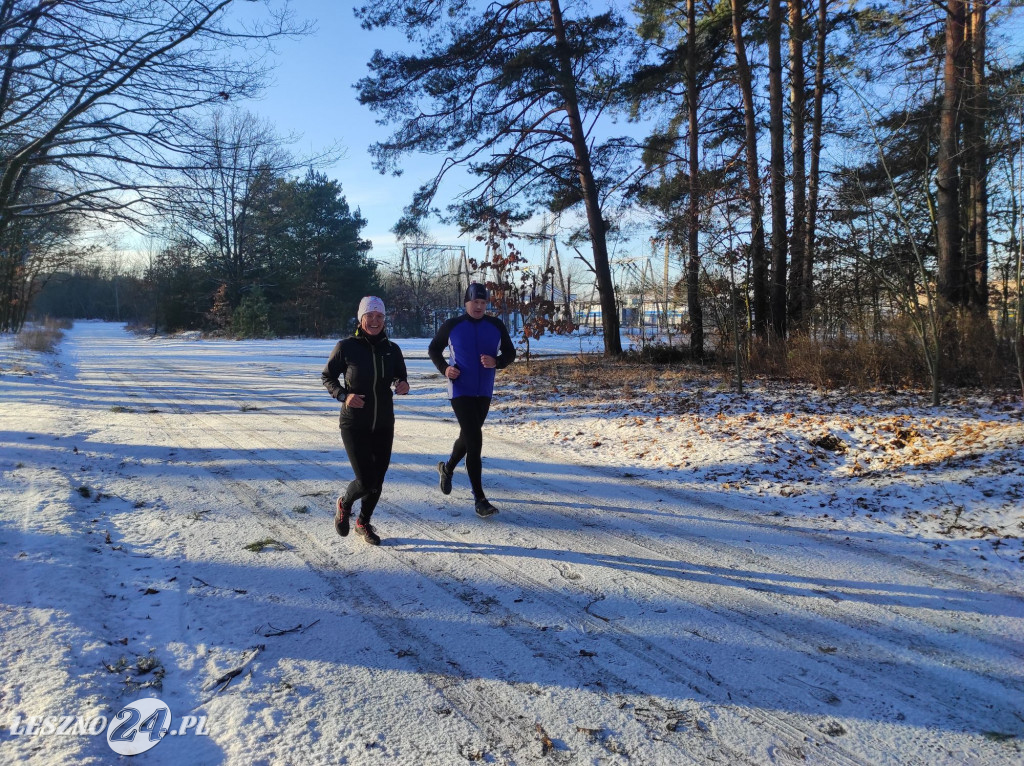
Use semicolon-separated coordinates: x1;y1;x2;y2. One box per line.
428;282;516;516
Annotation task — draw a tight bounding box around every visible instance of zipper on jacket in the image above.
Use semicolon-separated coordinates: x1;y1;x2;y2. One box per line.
474;320;481;396
371;338;380;431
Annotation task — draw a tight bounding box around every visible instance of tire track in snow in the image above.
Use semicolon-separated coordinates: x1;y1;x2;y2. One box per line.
81;337;1022;764
100;370;734;765
102;364;888;765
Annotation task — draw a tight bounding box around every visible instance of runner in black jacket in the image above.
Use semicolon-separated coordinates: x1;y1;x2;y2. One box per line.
322;296;409;545
428;282;516;516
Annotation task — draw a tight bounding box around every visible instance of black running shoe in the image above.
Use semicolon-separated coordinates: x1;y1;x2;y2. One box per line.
335;496;351;537
355;520;381;545
437;461;453;495
474;498;498;517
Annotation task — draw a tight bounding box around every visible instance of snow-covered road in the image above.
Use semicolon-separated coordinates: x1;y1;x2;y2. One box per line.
1;322;1021;765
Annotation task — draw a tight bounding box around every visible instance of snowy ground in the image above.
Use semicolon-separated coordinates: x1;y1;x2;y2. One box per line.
500;351;1024;589
0;321;1022;765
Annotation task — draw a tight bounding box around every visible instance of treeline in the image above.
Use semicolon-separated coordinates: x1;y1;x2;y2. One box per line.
31;169;378;337
149;167;377;338
3;1;1024;397
0;2;378;339
356;0;1024;398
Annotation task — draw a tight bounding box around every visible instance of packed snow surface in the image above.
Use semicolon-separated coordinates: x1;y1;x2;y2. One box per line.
1;321;1021;765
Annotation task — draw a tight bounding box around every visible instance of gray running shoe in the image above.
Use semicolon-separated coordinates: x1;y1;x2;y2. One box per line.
355;521;381;545
474;498;498;517
437;461;453;495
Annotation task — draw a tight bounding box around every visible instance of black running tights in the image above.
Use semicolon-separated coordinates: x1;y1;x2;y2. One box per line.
339;425;394;523
446;396;491;500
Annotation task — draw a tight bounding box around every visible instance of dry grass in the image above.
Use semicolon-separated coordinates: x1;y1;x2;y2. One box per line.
748;333;928;389
744;318;1014;390
506;324;1017;396
504;355;718;403
14;318;71;353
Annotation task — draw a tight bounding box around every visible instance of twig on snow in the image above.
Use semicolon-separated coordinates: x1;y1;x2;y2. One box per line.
192;576;248;595
584;595;610;622
200;644;265;701
256;619;320;637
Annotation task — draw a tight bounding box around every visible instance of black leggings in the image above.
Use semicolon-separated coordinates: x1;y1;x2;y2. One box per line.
445;396;491;500
339;425;394;523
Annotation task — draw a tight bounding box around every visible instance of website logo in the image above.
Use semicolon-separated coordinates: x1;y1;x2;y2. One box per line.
9;698;209;756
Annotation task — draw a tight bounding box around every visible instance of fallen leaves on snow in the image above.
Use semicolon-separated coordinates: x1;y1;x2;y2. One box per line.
498;364;1024;573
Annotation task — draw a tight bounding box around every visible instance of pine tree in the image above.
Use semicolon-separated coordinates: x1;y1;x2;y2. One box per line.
355;0;629;355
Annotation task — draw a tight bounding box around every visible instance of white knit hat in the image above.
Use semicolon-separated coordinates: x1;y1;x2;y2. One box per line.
357;296;386;320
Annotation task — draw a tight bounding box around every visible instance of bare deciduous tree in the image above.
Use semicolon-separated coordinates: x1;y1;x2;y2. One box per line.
167;110;297;305
0;0;305;330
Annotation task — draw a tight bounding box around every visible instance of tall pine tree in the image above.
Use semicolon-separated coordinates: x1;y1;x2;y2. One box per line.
355;0;629;355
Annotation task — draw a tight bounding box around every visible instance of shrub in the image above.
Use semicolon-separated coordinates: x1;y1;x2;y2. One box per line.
14;317;68;352
622;341;693;364
231;289;271;339
747;331;927;389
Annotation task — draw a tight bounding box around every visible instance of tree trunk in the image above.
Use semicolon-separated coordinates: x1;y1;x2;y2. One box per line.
549;0;622;356
767;0;789;338
965;0;989;314
686;0;704;358
804;0;829;327
731;0;768;339
787;0;809;332
936;0;967;308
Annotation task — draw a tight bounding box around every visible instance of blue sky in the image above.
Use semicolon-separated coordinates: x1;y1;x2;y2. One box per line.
230;1;676;286
242;2;656;278
246;3;478;265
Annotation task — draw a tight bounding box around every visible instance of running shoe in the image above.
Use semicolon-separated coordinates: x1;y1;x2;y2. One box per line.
355;520;381;545
437;461;453;495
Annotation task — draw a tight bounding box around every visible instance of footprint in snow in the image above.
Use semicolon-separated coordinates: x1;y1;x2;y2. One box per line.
555;563;582;581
